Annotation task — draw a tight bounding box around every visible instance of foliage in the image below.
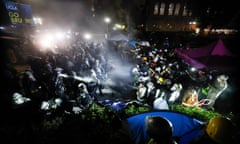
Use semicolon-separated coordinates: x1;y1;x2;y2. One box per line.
41;102;230;132
123;103;151;117
169;104;221;121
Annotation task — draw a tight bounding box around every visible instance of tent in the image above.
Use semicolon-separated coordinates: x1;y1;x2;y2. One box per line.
128;40;138;47
174;39;236;72
108;33;128;41
126;111;205;144
128;40;151;47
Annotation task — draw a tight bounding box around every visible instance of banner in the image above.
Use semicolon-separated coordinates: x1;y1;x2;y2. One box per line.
4;1;35;27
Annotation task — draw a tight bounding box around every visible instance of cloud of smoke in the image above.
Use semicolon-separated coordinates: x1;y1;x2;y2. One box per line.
30;0;106;34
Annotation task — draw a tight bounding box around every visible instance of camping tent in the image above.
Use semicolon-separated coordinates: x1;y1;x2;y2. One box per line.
127;111;205;144
174;39;236;72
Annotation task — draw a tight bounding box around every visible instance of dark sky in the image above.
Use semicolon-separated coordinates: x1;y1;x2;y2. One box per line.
2;0;239;30
191;0;238;17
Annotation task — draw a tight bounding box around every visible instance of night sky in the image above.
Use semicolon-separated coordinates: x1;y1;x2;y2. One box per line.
2;0;239;30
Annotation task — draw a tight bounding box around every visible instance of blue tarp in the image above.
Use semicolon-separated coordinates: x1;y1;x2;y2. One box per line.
129;40;138;47
100;99;127;112
128;40;151;47
127;111;205;144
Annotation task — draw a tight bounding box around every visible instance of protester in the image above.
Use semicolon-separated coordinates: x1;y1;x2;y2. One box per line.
145;116;178;144
190;116;238;144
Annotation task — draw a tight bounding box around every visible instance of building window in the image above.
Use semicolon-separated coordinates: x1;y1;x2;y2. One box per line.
174;3;180;16
183;6;188;16
153;3;159;15
160;3;165;15
188;10;192;16
168;3;174;16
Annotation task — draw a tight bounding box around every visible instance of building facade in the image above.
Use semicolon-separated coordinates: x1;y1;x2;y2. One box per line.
144;0;196;32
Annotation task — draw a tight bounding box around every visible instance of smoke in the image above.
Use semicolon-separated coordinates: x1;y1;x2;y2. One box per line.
106;52;135;85
109;59;132;78
29;0;138;83
30;0;106;34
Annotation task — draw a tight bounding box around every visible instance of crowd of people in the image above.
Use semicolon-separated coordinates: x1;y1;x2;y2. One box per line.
1;34;234;112
0;31;239;144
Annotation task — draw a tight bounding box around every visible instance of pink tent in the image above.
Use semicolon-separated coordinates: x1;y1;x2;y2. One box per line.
173;48;207;69
174;39;236;72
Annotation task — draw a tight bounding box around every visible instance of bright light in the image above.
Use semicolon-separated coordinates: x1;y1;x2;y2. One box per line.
55;32;65;40
104;17;111;39
190;67;197;72
189;21;197;25
104;17;111;24
83;33;92;40
113;24;126;30
195;28;200;34
39;33;54;49
35;31;65;51
33;17;42;25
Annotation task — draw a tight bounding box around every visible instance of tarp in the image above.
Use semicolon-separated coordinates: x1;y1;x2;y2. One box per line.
174;39;236;72
128;40;151;47
173;49;207;69
127;111;205;144
108;33;128;41
128;40;138;47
